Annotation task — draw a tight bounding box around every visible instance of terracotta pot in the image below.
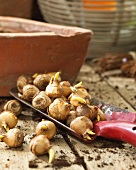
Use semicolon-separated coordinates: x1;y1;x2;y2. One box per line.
0;0;33;19
0;16;92;96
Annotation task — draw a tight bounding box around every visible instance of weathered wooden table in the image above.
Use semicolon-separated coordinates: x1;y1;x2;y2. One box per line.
0;60;136;170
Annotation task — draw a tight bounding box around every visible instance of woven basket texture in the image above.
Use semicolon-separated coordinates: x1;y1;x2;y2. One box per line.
38;0;136;58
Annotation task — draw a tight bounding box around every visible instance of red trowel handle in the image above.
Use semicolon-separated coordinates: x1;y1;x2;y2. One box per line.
94;121;136;147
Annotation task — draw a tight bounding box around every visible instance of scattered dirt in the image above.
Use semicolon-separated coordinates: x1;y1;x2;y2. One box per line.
53;158;71;168
94;137;124;149
62;132;87;169
29;160;38;168
0;61;136;170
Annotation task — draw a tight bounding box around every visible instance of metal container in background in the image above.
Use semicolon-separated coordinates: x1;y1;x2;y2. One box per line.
37;0;136;58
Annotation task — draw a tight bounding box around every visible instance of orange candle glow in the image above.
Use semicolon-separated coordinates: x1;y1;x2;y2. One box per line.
83;0;117;11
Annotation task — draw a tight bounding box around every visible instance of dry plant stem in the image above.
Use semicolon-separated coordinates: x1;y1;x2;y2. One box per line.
98;53;133;71
121;60;136;79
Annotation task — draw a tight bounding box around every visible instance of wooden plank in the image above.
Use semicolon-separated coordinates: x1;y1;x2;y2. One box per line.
69;61;136;170
0;60;135;170
67;136;136;170
76;62;135;112
0;108;85;170
106;77;136;111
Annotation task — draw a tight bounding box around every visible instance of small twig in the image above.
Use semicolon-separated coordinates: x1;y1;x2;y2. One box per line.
121;60;136;79
98;53;133;71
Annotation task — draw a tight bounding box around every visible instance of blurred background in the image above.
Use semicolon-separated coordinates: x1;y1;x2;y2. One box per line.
0;0;44;21
37;0;136;59
1;0;136;58
0;0;136;78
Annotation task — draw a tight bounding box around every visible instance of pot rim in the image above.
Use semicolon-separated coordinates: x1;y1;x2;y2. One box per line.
0;16;93;37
